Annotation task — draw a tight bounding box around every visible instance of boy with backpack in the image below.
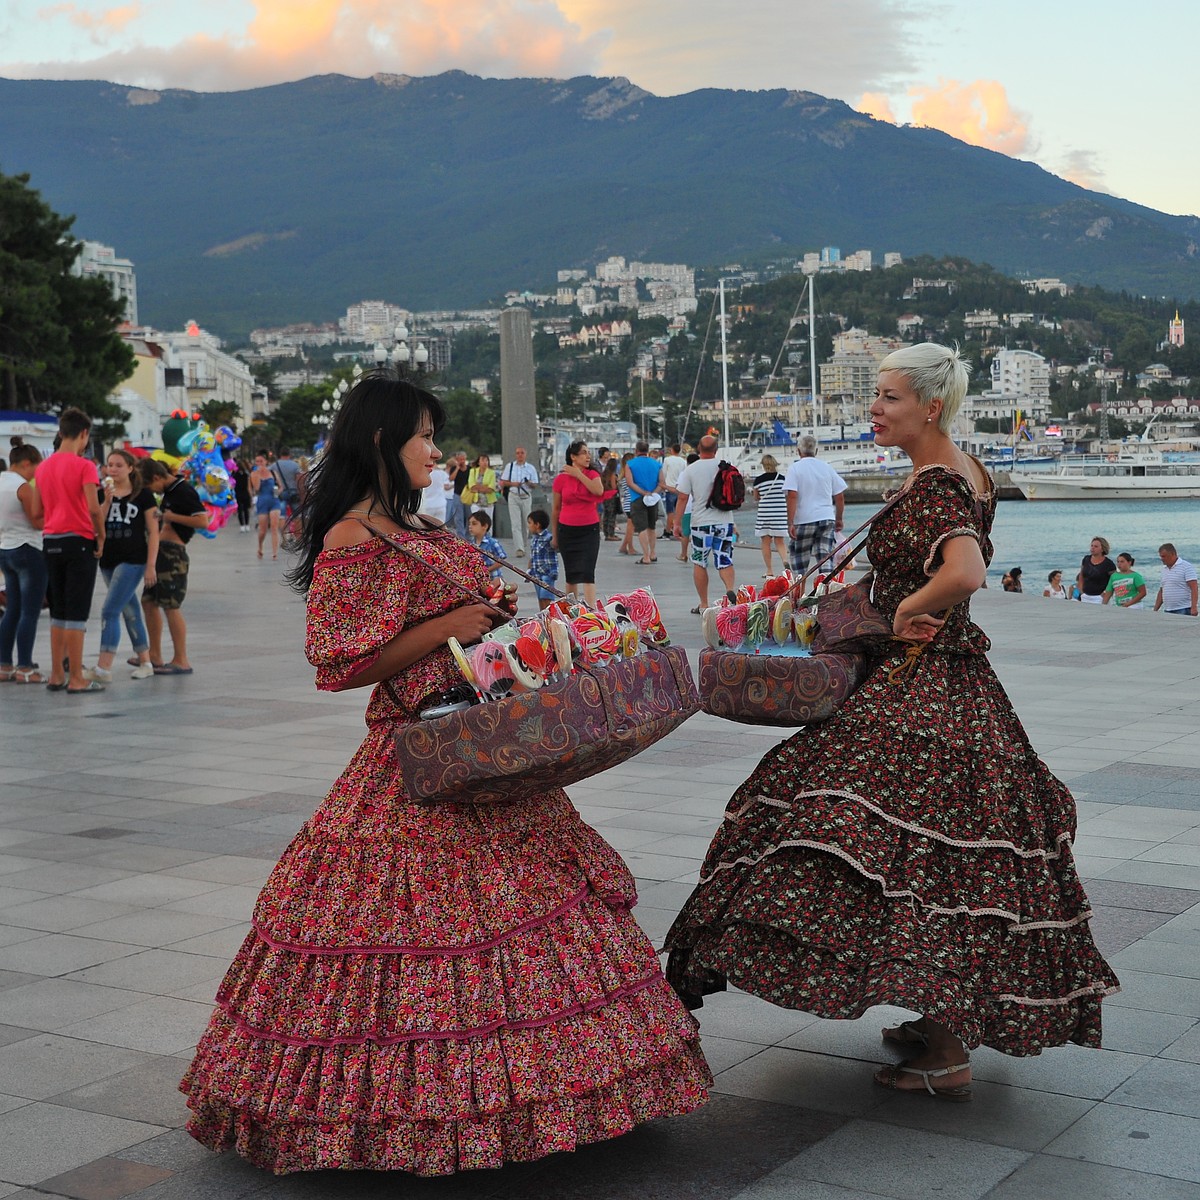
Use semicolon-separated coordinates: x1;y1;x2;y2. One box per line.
672;435;740;613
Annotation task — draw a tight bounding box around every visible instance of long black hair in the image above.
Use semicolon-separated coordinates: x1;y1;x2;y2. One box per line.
286;372;445;592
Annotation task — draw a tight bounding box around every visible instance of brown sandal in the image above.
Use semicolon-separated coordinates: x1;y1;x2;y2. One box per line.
874;1060;972;1102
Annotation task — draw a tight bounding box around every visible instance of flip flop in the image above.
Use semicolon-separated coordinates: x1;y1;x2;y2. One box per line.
153;664;194;675
46;681;67;692
66;681;106;694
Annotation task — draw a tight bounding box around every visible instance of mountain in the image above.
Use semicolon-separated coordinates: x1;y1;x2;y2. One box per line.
2;71;1198;337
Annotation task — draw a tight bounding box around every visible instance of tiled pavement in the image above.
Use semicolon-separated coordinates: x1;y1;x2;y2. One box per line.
2;525;1200;1199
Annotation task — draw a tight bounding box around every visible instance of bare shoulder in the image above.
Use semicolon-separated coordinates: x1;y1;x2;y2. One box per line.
323;517;373;550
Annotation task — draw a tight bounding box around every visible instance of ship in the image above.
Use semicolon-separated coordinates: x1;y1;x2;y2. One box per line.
1010;444;1200;499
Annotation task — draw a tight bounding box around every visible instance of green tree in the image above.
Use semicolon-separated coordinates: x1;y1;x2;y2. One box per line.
0;168;134;419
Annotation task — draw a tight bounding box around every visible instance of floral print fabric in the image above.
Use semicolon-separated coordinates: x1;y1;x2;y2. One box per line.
665;466;1120;1055
181;529;710;1174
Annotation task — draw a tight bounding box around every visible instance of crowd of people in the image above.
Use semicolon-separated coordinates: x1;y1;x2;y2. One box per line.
1002;537;1198;614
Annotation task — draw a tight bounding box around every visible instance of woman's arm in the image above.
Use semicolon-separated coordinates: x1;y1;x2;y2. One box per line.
143;500;160;587
250;469;260;496
572;467;604;497
550;488;563;548
16;481;43;529
893;535;987;643
338;604;499;690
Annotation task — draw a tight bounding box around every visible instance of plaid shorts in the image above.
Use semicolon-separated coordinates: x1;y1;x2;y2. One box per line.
690;523;735;570
789;520;838;575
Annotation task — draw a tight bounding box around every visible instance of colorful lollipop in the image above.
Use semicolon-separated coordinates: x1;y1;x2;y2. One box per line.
771;596;794;645
745;600;769;650
570;610;621;664
715;603;748;649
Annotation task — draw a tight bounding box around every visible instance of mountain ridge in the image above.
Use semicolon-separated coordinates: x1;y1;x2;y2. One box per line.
1;71;1197;336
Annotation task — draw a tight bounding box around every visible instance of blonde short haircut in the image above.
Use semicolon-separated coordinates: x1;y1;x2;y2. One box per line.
761;453;778;472
878;343;970;434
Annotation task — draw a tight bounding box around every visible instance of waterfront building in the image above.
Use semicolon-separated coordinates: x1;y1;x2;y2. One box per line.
990;348;1050;405
340;301;412;343
819;328;911;404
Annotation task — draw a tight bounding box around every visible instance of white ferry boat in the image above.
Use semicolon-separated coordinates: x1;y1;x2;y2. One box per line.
1011;445;1200;500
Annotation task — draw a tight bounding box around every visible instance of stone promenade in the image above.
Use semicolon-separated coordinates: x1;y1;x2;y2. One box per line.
2;526;1200;1199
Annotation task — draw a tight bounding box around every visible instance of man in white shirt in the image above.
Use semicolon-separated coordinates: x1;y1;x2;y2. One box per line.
419;465;451;524
674;436;736;612
661;443;687;540
1154;543;1198;615
784;435;847;576
499;446;539;556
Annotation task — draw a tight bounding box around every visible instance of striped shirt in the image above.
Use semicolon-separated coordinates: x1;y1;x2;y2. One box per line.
753;471;789;534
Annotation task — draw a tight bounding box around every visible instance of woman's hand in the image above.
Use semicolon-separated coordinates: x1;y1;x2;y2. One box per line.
893;605;945;644
144;565;157;588
437;603;497;645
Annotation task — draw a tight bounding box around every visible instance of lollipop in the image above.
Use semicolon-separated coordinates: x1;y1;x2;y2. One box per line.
571;610;621;664
735;584;758;604
771;596;794;645
447;637;477;687
715;603;748;649
794;611;817;647
618;587;670;646
506;639;545;690
547;619;574;675
481;620;519;646
468;641;515;698
701;606;720;650
745;600;769;650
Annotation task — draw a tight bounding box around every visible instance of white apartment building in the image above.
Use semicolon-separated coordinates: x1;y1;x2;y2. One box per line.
74;240;138;325
819;329;911;404
990;348;1050;404
963;309;1001;332
883;252;904;269
595;256;629;283
340;301;413;344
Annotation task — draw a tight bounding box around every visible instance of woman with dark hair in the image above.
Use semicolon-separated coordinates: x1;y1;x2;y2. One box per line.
84;449;159;682
182;375;709;1175
550;440;613;608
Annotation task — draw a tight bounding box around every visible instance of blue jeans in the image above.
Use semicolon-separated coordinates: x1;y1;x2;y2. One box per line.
100;562;150;654
444;493;468;539
0;542;48;667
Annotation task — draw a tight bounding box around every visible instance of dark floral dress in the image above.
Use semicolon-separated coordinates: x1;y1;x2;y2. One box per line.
665;465;1120;1055
181;529;710;1175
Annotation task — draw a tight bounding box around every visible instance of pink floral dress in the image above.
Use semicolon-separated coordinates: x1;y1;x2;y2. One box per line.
665;466;1120;1055
181;529;710;1175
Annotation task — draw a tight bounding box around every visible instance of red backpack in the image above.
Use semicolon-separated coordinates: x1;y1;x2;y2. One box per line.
708;460;745;511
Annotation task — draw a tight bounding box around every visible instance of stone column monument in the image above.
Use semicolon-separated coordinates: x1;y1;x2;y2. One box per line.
497;308;539;537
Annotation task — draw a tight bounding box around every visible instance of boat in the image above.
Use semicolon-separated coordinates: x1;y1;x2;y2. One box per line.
1011;444;1200;499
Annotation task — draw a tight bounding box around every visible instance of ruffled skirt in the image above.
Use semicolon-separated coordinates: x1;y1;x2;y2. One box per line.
181;729;710;1174
664;650;1120;1055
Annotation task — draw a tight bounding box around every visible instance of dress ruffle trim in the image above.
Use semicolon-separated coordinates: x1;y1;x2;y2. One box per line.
182;1040;711;1176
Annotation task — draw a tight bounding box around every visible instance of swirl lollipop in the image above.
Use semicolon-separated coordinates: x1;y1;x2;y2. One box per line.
571;610;621;664
506;638;546;690
745;600;770;651
621;587;670;646
715;603;748;649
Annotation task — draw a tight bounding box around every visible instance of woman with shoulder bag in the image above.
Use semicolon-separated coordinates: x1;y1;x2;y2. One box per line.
462;452;498;525
180;375;709;1175
665;343;1118;1103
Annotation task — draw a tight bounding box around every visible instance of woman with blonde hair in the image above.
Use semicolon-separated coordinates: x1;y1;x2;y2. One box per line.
667;342;1117;1102
752;453;788;576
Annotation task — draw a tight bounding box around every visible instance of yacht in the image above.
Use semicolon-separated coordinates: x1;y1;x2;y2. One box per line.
1010;444;1200;499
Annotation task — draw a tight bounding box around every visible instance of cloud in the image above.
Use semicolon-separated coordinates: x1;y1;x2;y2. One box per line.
3;0;607;90
856;91;896;123
1058;149;1110;195
36;2;139;42
908;78;1030;156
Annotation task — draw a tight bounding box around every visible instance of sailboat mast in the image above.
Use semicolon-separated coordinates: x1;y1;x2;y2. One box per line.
719;278;731;448
808;276;818;440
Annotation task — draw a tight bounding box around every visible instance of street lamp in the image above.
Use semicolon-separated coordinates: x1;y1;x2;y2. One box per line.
376;324;430;379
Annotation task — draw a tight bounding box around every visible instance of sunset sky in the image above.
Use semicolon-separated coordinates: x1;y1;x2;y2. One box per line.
2;0;1195;218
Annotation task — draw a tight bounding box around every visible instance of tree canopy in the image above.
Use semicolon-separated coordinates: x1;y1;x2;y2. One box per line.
0;167;134;427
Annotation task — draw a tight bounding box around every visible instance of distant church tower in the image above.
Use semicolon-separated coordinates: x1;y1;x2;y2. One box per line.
1168;310;1185;347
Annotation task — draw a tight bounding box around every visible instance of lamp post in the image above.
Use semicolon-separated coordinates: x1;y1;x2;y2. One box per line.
374;324;430;379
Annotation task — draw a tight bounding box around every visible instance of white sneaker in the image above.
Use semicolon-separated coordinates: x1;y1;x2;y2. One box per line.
84;666;113;684
130;661;155;679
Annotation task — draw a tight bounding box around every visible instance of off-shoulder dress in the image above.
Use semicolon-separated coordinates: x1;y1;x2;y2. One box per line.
181;529;710;1174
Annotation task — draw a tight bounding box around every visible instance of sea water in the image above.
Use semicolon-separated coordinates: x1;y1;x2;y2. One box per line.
733;499;1200;589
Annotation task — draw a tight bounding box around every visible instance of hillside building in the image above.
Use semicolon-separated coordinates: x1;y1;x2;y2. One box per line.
340;301;412;344
818;328;911;404
74;240;137;325
1168;310;1185;347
